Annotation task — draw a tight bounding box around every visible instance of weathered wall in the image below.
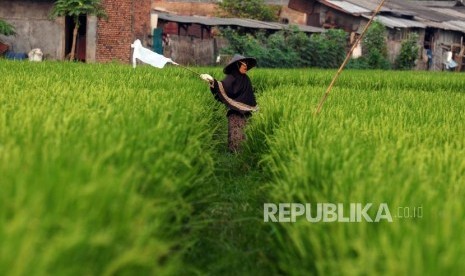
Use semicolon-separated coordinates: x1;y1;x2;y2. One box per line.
164;34;228;66
86;16;98;63
318;5;362;32
96;0;151;63
279;6;306;25
288;2;362;32
288;0;317;14
432;30;464;71
158;21;214;39
0;0;64;59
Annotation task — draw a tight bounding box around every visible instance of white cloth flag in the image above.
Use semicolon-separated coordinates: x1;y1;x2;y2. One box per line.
131;39;177;69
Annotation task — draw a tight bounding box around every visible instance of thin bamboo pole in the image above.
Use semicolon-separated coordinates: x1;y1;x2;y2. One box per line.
174;63;202;76
315;0;388;115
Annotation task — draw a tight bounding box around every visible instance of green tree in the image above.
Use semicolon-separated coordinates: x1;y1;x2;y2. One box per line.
363;21;388;57
0;19;15;36
364;21;390;69
395;33;419;70
221;27;347;69
50;0;107;61
219;0;278;22
349;20;390;69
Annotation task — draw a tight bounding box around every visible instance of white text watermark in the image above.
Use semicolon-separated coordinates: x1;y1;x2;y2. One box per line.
264;203;423;223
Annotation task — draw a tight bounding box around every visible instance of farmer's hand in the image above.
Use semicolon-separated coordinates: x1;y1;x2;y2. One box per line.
200;74;214;83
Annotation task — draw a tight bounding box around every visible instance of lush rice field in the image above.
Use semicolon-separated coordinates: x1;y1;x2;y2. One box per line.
1;61;219;275
1;59;464;275
246;69;465;275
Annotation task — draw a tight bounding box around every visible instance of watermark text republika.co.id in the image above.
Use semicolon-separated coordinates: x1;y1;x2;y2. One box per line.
264;203;423;223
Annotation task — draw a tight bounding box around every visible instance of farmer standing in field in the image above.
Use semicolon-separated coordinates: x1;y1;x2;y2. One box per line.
200;54;258;152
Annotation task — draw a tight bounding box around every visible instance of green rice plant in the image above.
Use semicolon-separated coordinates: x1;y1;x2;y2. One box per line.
246;69;465;275
252;68;465;93
0;60;219;275
2;60;464;275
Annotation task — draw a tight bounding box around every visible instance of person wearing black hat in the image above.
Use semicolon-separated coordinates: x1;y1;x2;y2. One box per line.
200;54;259;152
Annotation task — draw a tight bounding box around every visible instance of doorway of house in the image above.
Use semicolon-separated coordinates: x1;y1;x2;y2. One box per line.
424;28;434;49
65;15;87;61
424;28;435;70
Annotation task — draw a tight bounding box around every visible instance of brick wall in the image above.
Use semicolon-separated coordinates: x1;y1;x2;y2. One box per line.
96;0;151;63
134;0;151;40
153;1;289;17
152;2;217;16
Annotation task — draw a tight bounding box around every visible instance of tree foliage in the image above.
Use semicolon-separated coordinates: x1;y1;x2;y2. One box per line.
395;33;420;70
218;0;278;22
363;21;390;69
363;21;388;57
221;27;347;68
50;0;107;19
0;19;15;36
50;0;107;60
348;20;391;69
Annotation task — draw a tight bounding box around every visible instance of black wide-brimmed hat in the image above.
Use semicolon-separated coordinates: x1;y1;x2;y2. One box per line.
223;54;257;74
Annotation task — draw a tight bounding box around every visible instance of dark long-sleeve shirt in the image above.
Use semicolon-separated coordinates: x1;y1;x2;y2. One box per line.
209;72;258;116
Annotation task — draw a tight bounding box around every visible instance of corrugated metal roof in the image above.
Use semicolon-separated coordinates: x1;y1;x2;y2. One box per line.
241;18;286;30
366;15;426;29
155;12;325;33
430;8;465;19
156;13;221;25
331;0;392;13
265;0;290;4
404;6;458;22
408;19;465;32
421;20;450;30
325;0;371;14
443;20;465;30
343;0;459;21
410;1;460;8
322;0;465;33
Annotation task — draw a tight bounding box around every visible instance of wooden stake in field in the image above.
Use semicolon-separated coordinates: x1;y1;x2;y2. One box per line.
315;0;388;115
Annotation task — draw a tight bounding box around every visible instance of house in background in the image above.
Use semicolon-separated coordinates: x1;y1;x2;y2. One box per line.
1;0;306;64
152;11;324;65
0;0;151;63
152;0;307;25
287;0;465;71
3;0;463;70
150;0;323;65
